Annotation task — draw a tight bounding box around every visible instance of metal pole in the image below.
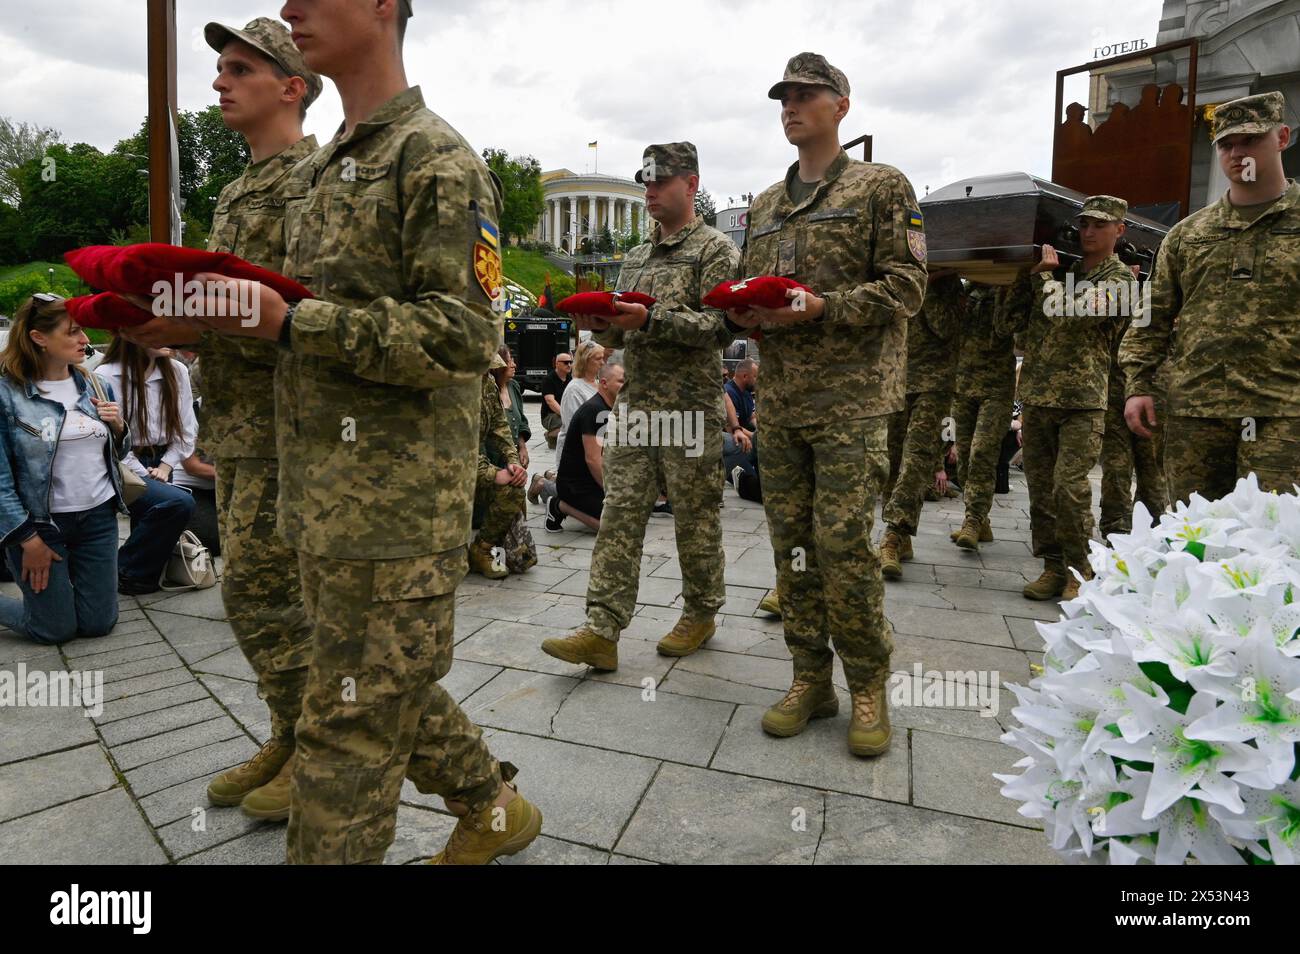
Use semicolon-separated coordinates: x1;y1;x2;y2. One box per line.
146;0;177;244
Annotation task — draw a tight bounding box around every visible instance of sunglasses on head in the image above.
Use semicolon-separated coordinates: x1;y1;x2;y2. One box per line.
33;293;64;303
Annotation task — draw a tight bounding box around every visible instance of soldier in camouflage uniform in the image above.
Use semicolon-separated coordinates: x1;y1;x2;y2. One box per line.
187;0;539;865
730;55;926;757
469;353;527;580
949;284;1016;549
1005;195;1138;601
123;17;322;821
541;143;739;671
1121;91;1300;504
880;271;963;580
1099;321;1167;537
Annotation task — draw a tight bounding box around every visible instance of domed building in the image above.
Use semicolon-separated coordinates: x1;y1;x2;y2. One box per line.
530;169;649;254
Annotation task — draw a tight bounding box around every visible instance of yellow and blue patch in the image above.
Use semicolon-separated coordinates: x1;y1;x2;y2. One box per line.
477;213;500;250
906;209;924;230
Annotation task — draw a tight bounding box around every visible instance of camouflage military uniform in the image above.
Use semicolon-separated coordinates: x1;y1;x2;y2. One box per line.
883;273;962;537
1099;320;1167;536
1120;95;1300;504
952;285;1016;526
743;147;926;692
474;372;524;547
203;124;319;741
276;87;510;864
578;189;738;640
1006;233;1134;574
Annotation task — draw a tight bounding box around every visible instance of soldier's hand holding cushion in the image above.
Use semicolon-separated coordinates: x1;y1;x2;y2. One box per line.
117;314;205;348
1030;244;1060;274
574;314;611;332
606;299;648;330
747;286;824;326
172;273;289;339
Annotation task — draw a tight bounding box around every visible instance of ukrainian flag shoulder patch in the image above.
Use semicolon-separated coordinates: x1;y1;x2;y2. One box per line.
906;209;924;230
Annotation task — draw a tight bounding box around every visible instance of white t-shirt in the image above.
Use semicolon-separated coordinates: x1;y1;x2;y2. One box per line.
96;357;198;478
36;376;117;514
555;377;598;462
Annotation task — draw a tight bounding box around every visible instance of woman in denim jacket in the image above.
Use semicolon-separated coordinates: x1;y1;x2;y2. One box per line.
0;294;132;644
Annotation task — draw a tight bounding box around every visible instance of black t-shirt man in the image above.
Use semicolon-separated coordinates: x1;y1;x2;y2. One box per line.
541;368;568;420
556;390;610;516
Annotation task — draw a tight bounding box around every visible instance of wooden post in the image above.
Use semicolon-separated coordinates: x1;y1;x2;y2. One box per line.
146;0;179;244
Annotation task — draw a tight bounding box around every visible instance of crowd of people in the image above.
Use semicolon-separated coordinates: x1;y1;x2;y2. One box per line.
0;0;1294;866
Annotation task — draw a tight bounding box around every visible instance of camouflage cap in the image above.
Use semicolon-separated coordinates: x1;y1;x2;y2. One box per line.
768;52;850;100
488;352;507;370
635;142;699;184
1078;194;1128;222
1212;91;1286;143
205;17;324;110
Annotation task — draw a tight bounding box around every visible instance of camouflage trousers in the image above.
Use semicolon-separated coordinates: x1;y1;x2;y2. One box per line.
215;458;312;743
762;415;893;693
1022;405;1104;574
473;475;526;546
1099;387;1167;537
953;393;1012;523
287;552;506;864
586;433;725;640
884;391;951;536
1164;414;1300;506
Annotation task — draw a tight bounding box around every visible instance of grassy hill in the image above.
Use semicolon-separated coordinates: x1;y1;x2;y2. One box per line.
0;261;104;341
503;247;574;303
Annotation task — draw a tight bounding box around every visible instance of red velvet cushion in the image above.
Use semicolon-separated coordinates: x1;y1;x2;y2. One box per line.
64;244;313;302
556;290;656;318
702;276;812;311
64;293;155;330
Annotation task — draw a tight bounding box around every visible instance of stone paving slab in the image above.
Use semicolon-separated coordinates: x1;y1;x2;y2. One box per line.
0;787;167;865
0;743;117;822
0;698;99;764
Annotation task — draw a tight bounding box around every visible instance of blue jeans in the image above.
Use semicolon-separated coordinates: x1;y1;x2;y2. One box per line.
0;500;121;645
118;448;195;586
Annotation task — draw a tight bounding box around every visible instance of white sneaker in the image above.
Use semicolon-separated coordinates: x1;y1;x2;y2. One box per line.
731;465;745;489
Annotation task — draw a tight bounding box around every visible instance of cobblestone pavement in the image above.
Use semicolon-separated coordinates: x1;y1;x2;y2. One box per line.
0;399;1075;864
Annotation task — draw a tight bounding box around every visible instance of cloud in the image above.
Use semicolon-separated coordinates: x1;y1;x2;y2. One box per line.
0;0;1163;206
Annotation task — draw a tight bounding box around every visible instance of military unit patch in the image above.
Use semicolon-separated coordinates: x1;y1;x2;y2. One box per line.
473;241;502;300
907;228;927;263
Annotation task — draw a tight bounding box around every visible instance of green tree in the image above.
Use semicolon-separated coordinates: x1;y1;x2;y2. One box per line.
11;143;146;261
481;148;546;245
595;225;615;254
694;187;717;227
619;228;642;251
1;117;61;207
114;105;250;234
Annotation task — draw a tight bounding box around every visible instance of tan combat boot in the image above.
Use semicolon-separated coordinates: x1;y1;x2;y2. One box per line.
1060;569;1093;601
241;754;294;821
899;533;914;561
848;679;893;756
980;517;994;542
880;528;904;580
656;618;716;657
758;589;782;617
761;679;839;737
467;539;507;579
427;782;543;865
953;513;984;550
207;738;292;807
541;627;618;671
1023;562;1068;600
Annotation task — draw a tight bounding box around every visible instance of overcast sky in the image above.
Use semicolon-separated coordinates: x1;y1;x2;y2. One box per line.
1;0;1163;208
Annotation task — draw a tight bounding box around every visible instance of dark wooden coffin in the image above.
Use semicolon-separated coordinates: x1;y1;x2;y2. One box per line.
919;172;1169;284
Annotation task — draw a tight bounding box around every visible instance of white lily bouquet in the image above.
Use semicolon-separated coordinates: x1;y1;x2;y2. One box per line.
997;476;1300;864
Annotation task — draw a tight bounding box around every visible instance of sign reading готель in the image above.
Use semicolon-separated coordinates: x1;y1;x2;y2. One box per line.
1093;38;1150;59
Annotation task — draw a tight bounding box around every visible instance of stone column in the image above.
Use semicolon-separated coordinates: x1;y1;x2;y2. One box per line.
568;196;578;251
588;195;597;242
551;199;561;247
